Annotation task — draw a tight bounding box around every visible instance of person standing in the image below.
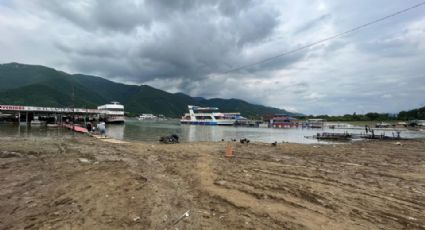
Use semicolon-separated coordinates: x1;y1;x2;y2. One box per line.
97;122;106;138
86;122;93;132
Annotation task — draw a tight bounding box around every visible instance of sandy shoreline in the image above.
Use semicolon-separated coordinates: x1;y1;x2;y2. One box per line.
0;136;424;229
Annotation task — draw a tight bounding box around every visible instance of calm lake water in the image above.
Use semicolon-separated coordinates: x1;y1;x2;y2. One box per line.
1;119;424;144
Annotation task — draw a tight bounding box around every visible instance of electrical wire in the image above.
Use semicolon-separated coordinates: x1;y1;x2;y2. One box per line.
223;2;425;74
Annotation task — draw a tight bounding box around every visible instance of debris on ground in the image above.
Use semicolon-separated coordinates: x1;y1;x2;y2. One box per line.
173;210;190;226
159;134;179;144
78;158;91;164
239;138;250;144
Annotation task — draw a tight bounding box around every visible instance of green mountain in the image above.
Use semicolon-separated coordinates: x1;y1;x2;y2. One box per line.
0;63;293;117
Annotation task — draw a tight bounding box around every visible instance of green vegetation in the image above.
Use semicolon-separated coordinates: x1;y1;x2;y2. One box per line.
398;107;425;120
299;109;425;121
0;63;292;118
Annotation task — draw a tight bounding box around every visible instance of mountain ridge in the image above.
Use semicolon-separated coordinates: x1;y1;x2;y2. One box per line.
0;62;294;117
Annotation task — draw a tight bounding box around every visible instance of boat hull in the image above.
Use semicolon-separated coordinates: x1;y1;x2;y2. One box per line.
180;120;235;125
105;116;125;124
106;120;125;124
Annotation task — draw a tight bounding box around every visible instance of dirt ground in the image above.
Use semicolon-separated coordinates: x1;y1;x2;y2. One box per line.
0;135;424;229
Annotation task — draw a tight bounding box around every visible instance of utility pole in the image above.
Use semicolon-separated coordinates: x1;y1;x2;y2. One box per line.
72;86;75;133
84;105;87;126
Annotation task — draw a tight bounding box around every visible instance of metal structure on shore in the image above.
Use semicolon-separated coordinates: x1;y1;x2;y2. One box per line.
0;103;123;125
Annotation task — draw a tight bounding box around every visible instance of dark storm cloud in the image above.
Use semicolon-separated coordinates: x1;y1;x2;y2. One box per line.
1;0;424;114
37;0;280;82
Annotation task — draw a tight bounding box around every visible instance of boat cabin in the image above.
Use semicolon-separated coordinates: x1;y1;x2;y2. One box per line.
270;114;299;128
180;105;240;125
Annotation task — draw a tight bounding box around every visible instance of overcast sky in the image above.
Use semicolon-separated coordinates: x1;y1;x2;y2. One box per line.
1;0;424;115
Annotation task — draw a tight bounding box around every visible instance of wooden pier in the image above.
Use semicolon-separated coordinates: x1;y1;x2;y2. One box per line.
309;131;405;141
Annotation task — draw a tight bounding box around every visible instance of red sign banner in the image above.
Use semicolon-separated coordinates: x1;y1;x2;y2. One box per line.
0;105;25;111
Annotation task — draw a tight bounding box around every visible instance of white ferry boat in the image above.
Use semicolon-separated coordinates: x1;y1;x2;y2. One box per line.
180;105;242;125
138;114;158;120
97;101;125;124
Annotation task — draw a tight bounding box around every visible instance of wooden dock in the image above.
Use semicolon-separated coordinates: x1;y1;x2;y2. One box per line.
308;132;405;141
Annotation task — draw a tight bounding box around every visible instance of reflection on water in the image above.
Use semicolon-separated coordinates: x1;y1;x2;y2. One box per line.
1;119;425;144
0;124;73;140
106;119;425;144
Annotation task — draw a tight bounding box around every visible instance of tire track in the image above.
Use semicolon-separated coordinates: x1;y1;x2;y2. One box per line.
196;153;356;229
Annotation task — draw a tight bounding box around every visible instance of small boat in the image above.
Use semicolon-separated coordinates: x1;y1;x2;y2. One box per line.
326;123;354;129
30;116;45;126
397;122;407;126
138;114;158;120
375;122;391;128
157;114;167;120
258;123;269;128
408;120;425;128
180;105;243;125
62;124;88;133
304;119;325;128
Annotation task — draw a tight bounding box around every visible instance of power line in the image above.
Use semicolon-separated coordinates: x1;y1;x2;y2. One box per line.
224;1;425;74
